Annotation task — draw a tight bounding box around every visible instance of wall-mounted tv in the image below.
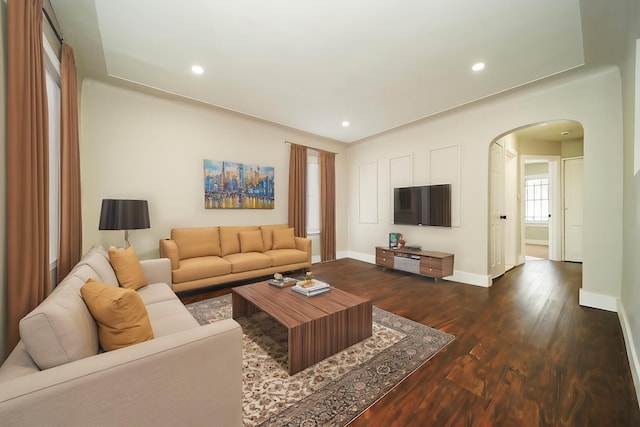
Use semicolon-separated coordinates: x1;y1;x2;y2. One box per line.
394;184;451;227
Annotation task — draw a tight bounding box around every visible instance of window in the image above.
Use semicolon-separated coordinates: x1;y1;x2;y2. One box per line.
525;177;549;223
44;38;61;269
307;150;320;234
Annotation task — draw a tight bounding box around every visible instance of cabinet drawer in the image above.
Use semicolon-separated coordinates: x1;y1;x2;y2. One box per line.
376;248;394;268
420;257;444;277
376;255;394;268
421;257;442;269
420;266;444;277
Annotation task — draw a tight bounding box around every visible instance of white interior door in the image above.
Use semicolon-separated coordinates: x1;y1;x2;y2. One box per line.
563;157;583;262
505;148;519;268
489;142;506;279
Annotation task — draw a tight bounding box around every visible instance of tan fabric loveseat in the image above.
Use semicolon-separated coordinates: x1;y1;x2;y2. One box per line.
159;224;311;293
0;246;243;426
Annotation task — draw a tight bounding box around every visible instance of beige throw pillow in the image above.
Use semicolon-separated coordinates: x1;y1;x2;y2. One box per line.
239;230;265;253
272;228;296;250
109;246;147;290
81;279;154;351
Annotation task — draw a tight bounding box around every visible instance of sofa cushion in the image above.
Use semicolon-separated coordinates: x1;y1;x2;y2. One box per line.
172;227;221;259
265;249;310;267
223;252;272;273
220;226;259;256
260;224;289;251
65;264;107;292
76;245;119;285
81;279;154;351
172;256;232;283
272;227;296;250
109;246;148;290
19;275;99;370
136;282;180;306
239;230;265;253
145;299;199;336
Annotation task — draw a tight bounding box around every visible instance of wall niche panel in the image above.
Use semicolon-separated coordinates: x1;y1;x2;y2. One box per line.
429;145;460;226
389;154;413;223
359;162;378;223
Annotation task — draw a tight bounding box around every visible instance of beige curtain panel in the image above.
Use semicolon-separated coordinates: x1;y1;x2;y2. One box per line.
288;143;307;237
7;0;51;350
320;151;336;261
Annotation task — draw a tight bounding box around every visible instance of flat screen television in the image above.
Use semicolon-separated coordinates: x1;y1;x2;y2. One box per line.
394;184;451;227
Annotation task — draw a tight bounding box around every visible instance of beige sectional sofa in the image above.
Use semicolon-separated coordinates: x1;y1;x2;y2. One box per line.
159;224;312;293
0;246;243;426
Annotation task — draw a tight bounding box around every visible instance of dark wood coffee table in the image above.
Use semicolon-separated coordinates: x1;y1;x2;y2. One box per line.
232;281;373;375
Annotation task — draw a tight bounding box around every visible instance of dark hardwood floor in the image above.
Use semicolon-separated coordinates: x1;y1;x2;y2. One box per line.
180;258;640;426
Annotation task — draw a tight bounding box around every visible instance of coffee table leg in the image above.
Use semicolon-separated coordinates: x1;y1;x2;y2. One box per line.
288;326;302;375
232;292;260;319
288;316;333;375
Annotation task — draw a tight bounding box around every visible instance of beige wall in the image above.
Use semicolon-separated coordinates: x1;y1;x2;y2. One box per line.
79;80;348;259
524;162;548;176
519;139;562;156
0;0;7;361
619;0;640;402
348;66;623;290
562;138;584;157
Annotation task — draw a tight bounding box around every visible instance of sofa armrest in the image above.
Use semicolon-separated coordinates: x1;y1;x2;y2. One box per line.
295;236;312;263
159;238;180;270
0;319;243;427
140;258;172;287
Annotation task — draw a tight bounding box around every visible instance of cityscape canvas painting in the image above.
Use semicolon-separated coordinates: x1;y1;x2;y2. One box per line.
204;159;275;209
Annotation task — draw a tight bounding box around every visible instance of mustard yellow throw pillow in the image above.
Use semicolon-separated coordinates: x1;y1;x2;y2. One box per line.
81;279;154;351
272;228;296;250
239;230;265;253
109;246;147;290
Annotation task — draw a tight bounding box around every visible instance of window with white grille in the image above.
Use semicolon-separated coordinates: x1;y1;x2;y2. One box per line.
525;177;549;223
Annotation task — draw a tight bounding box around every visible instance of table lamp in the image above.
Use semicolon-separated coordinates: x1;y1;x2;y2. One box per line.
99;199;150;248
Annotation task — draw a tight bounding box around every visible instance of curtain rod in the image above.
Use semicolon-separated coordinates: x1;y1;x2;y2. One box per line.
43;8;64;44
284;141;338;155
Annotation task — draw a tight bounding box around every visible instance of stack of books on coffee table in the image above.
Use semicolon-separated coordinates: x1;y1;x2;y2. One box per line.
292;280;331;297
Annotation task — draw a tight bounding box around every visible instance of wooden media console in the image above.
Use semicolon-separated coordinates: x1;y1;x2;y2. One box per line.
375;246;454;280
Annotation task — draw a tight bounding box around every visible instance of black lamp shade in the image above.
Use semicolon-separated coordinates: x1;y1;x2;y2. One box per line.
99;199;150;231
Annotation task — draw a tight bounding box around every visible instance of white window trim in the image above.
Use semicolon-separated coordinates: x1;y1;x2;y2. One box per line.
43;33;61;270
43;35;60;80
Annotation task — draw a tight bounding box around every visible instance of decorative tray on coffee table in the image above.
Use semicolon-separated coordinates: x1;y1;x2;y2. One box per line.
267;277;297;287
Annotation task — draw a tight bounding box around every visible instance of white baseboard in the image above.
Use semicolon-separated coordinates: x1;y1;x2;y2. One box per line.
578;288;618;312
618;300;640;408
346;251;374;264
311;251;352;264
345;251;491;287
447;271;492;287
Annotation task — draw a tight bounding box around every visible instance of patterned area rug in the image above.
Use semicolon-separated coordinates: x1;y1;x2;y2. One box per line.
186;294;454;426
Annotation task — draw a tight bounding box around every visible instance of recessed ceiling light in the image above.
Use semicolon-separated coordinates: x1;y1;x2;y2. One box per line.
472;62;485;71
342;121;350;127
191;65;204;75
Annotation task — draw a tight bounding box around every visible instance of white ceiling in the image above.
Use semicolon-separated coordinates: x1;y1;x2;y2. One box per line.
51;0;594;143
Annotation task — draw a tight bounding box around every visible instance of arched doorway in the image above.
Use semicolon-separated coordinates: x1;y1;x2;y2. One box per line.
488;120;584;280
